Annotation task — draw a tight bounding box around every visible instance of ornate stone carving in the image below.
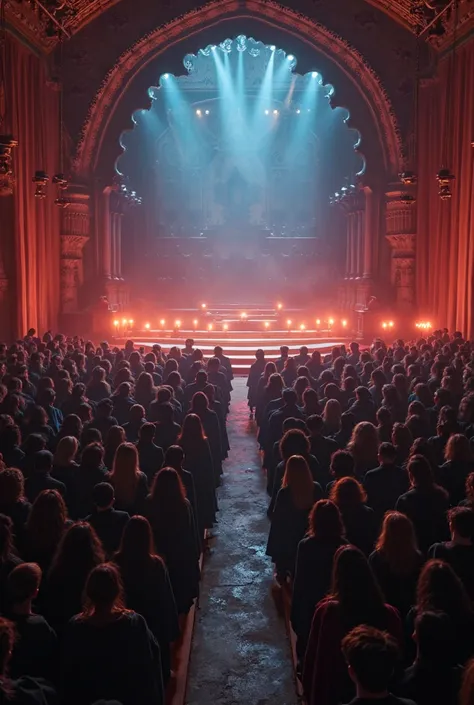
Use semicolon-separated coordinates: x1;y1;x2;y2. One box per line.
60;188;90;314
73;0;404;178
385;183;416;308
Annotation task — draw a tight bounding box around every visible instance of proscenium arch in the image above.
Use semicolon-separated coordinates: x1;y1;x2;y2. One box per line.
73;0;404;179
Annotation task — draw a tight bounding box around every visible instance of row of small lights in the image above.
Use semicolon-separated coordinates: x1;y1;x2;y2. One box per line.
415;321;433;330
113;317;348;331
196;108;313;117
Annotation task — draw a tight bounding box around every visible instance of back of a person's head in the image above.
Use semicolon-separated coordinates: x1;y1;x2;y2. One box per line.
415;611;456;666
279;428;309;459
376;511;418;572
330;450;355;478
445;433;472;462
309;499;344;541
138;422;155;442
81;442;104;469
0;514;12;559
282;387;297;405
92;482;115;510
330;476;366;509
117;515;154;561
340;412;356;432
416;559;472;620
51;521;104;580
180;413;204;444
408;454;434;489
82;563;123;616
192;391;208;413
164;444;184;469
33;449;53;474
0;467;24;504
341;625;398;695
376;406;392;425
448;506;474;539
306;414;324;433
356;386;371;402
150;467;186;514
378;442;397;463
331;546;384;623
8;562;42;603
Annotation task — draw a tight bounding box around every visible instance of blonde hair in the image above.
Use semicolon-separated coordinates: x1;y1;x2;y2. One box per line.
54;436;78;466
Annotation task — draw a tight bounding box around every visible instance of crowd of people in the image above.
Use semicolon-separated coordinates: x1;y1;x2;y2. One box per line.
0;333;232;705
3;328;474;704
246;335;474;705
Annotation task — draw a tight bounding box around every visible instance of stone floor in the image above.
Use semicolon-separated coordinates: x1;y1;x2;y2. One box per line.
186;379;298;705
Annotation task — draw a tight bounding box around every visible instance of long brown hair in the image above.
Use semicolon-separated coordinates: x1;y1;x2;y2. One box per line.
347;422;379;469
416;559;472;623
330;476;367;510
281;455;314;510
25;489;67;561
49;522;105;584
80;563;128;621
375;511;419;575
108;442;140;503
178;414;207;453
148;467;188;527
115;515;157;566
309;500;345;540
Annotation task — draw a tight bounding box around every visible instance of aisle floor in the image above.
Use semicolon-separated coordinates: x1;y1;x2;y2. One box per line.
186;378;297;705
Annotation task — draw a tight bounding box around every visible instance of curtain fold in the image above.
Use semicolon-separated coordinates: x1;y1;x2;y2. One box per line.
416;41;474;337
4;36;60;337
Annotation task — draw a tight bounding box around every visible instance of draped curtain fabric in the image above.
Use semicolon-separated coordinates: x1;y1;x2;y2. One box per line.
416;40;474;337
4;35;60;337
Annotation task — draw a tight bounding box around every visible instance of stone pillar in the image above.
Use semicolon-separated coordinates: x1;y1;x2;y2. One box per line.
60;187;90;314
385;186;417;309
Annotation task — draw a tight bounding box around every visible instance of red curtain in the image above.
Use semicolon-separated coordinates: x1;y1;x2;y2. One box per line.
416;40;474;337
4;36;61;337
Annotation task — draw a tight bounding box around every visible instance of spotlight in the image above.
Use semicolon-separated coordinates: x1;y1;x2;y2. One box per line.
208;324;213;331
160;319;165;327
145;323;151;330
328;318;334;326
300;324;306;331
277;303;283;310
223;323;228;331
296;109;301;114
316;318;321;326
196;109;202;117
389;321;394;328
193;319;198;327
265;109;270;115
342;320;348;328
163;73;170;79
287;55;295;62
264;321;270;329
205;110;210;115
382;322;388;330
269;45;276;51
287;319;292;327
201;303;207;309
240;312;247;319
273;109;279;115
175;320;181;328
128;319;134;326
122;318;127;325
311;72;318;78
113;320;119;327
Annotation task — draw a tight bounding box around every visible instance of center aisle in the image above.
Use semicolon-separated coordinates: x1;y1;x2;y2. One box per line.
186;378;297;705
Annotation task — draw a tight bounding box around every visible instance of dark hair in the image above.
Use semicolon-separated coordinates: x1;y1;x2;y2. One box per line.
279;429;310;460
81;563;126;618
330;476;367;509
282;388;298;405
0;468;24;504
33;450;53;473
415;611;456;665
341;625;398;694
0;514;13;559
138;422;155;442
309;500;345;541
115;515;157;564
375;511;419;575
164;445;184;469
306;414;324;433
330;450;355;479
81;443;105;470
416;559;473;623
8;562;42;603
448;506;474;539
92;482;115;509
49;522;105;585
378;442;397;461
329;545;386;631
148;468;188;527
25;490;67;562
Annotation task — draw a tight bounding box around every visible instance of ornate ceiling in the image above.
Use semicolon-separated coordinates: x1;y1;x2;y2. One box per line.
4;0;474;52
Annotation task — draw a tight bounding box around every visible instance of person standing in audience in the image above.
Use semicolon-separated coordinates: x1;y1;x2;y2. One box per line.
145;468;200;615
364;442;409;526
114;516;179;684
266;455;322;582
303;545;403;705
85;483;130;558
291;499;347;665
107;442;148;515
247;349;266;419
329;477;377;556
21;489;70;572
61;563;164;705
136;422;164;483
369;511;424;617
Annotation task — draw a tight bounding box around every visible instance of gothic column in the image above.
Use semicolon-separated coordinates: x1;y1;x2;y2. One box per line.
385;186;417;309
60;186;90;314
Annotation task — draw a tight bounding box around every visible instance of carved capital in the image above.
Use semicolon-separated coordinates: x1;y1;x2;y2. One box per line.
386;234;415;257
61;234;89;260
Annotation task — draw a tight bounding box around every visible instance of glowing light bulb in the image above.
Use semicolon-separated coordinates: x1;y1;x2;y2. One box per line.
316;319;321;326
196;109;202;117
201;303;207;309
145;323;150;330
382;322;388;329
160;319;165;326
240;312;247;319
311;71;318;78
273;109;279;115
287;319;292;327
175;320;181;328
122;318;127;325
328;318;334;326
193;319;198;327
389;321;394;328
208;324;213;331
223;323;228;331
300;324;306;331
296;109;301;114
342;320;348;327
205;109;210;115
264;321;270;329
113;320;119;326
277;303;283;310
265;109;270;115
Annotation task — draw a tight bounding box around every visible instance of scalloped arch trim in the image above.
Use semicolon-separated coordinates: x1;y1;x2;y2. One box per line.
73;0;404;178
